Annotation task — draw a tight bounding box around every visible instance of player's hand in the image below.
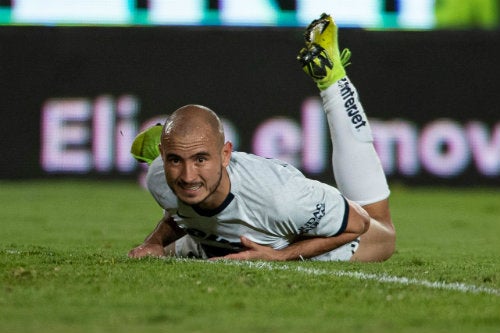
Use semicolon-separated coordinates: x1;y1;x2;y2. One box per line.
211;236;285;261
128;243;165;258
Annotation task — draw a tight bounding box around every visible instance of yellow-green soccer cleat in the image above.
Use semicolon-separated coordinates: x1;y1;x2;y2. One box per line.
130;123;162;165
297;13;351;90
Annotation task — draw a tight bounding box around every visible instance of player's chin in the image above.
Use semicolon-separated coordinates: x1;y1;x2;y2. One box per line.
176;189;206;206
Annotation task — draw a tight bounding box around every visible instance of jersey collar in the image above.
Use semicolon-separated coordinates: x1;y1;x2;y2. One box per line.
192;192;235;217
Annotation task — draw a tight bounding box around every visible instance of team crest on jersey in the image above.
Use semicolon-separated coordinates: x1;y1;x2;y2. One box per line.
299;203;326;233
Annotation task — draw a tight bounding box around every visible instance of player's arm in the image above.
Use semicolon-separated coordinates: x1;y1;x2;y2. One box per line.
128;213;186;258
283;200;370;259
216;200;370;261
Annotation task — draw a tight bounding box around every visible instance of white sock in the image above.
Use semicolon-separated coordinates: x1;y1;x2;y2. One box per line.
321;77;390;205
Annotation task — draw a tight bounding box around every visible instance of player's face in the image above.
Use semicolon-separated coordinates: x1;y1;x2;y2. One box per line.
160;131;232;209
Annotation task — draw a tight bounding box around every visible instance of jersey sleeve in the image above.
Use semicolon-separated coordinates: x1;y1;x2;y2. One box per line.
229;153;349;239
286;179;349;237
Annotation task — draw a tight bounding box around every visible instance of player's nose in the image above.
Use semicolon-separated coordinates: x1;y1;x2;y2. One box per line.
180;162;197;182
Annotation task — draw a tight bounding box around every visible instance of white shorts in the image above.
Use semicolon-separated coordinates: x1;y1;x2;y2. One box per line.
172;235;208;259
310;238;360;261
169;235;360;262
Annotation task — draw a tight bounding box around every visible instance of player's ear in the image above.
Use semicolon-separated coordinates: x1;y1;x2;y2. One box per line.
221;141;232;167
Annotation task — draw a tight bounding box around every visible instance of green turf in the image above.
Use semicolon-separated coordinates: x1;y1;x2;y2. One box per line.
0;180;499;333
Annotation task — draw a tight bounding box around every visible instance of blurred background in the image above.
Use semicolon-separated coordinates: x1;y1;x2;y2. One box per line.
1;0;499;186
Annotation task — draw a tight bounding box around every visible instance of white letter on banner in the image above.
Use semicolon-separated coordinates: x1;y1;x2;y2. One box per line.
93;96;114;172
41;98;92;172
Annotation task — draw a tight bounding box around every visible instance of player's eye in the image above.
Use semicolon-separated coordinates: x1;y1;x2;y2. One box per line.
167;156;180;164
193;153;209;164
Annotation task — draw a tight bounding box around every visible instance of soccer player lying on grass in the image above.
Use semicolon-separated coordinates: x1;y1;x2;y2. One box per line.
128;13;396;262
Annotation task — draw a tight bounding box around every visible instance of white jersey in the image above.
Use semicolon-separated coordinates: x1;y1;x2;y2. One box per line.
147;151;348;258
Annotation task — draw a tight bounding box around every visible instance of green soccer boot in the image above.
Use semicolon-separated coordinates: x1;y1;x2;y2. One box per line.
130;123;162;165
297;13;351;90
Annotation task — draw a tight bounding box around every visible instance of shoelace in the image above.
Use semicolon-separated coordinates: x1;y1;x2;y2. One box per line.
341;48;352;68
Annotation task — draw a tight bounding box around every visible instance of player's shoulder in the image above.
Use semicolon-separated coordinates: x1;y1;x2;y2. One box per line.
230;151;301;175
230;152;307;188
146;157;177;207
147;157;165;184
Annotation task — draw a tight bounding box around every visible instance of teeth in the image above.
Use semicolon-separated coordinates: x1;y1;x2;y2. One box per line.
184;184;201;191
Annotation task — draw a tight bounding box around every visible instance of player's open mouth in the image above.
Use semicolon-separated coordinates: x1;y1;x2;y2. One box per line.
179;183;202;192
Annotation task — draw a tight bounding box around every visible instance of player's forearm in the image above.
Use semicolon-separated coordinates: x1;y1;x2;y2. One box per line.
143;215;185;247
277;202;370;260
278;232;361;260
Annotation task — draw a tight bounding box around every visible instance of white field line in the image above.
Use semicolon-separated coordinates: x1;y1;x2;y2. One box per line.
214;260;500;296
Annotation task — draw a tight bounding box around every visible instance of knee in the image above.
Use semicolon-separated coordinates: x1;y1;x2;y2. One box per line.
351;219;396;262
380;225;396;261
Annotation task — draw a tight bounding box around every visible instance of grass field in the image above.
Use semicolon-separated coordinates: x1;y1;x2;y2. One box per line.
0;180;499;333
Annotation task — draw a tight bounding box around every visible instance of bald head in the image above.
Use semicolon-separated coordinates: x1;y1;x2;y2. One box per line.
162;104;225;148
159;104;232;208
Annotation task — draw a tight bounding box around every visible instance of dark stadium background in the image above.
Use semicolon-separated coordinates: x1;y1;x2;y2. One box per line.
0;4;499;186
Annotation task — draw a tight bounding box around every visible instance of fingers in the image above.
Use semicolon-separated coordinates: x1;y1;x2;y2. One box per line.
208;237;257;261
239;236;256;248
214;251;251;261
127;244;165;258
209;237;255;261
211;237;279;261
127;247;144;258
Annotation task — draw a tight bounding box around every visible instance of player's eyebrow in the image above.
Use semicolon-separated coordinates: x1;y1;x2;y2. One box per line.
192;151;211;159
166;151;211;160
165;153;181;160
